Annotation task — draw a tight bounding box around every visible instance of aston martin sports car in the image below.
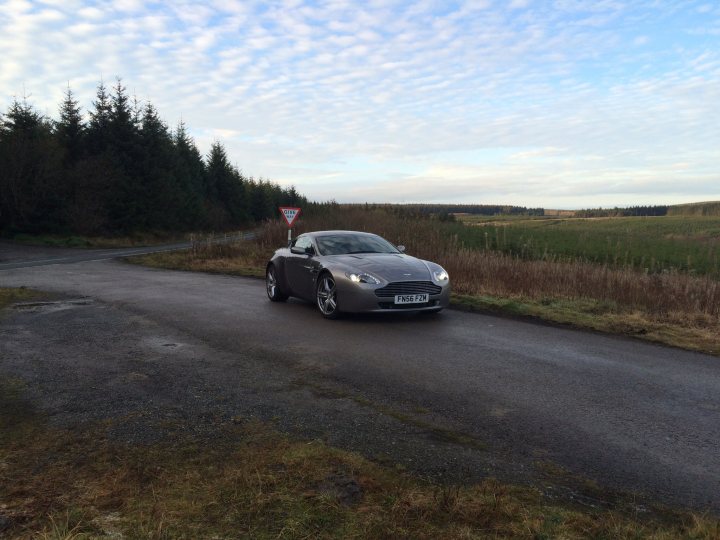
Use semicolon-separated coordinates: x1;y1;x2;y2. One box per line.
265;230;450;318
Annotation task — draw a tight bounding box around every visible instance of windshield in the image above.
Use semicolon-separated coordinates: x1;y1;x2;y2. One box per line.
315;234;400;256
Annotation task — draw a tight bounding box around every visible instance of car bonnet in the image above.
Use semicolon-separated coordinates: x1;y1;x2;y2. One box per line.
329;253;431;282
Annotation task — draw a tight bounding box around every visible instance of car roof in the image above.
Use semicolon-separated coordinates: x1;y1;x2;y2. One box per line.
305;230;379;238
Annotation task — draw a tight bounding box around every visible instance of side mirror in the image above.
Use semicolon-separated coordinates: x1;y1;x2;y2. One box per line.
397;245;406;253
291;246;315;256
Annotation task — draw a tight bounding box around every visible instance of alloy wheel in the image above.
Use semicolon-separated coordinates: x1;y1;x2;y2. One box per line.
316;275;338;317
266;266;287;301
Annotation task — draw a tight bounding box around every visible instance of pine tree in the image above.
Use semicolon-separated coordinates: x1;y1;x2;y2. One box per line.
173;120;206;228
55;85;85;164
249;178;274;221
109;77;137;159
87;80;112;154
107;78;145;231
0;97;63;232
54;85;87;231
140;102;180;229
206;142;250;228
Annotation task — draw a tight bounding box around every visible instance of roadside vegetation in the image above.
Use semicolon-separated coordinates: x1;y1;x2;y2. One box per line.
1;378;718;539
7;232;190;248
0;287;43;309
133;204;720;355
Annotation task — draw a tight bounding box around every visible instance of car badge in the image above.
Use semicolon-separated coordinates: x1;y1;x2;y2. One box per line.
403;273;412;276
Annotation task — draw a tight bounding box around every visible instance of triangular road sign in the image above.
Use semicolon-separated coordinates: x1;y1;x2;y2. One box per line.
279;207;302;227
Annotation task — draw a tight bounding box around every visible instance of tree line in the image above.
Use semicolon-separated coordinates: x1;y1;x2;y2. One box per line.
574;206;669;218
395;204;544;216
0;78;306;236
344;203;544;218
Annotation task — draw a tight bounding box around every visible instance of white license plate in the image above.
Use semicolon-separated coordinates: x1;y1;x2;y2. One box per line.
394;293;429;304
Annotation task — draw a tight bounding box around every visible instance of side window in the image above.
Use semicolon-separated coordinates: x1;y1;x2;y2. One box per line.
295;236;312;251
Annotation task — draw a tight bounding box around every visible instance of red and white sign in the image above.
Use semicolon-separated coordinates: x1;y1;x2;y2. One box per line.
279;207;301;227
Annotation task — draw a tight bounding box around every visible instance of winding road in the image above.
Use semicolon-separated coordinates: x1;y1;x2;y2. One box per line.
1;240;718;513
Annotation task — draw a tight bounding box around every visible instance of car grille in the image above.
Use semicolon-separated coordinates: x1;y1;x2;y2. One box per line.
378;300;440;310
374;281;442;297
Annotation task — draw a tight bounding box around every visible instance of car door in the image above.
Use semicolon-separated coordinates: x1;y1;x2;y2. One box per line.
285;236;318;300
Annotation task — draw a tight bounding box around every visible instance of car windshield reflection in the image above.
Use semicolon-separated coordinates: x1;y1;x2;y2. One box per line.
316;234;400;256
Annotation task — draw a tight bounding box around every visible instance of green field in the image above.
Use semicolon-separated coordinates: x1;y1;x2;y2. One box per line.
456;215;720;277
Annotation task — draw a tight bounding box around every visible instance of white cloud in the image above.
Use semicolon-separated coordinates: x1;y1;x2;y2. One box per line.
78;6;105;20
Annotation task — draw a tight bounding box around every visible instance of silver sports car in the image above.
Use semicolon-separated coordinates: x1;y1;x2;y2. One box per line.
265;230;450;318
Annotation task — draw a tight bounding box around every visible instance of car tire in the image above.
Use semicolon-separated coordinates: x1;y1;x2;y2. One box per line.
266;265;288;302
316;273;340;319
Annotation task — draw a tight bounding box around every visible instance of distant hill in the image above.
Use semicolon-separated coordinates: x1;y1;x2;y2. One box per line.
667;201;720;217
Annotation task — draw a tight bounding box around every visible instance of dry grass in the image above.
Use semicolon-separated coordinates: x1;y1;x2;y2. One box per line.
447;248;720;317
130;206;720;355
8;231;190;248
1;380;718;539
0;287;45;309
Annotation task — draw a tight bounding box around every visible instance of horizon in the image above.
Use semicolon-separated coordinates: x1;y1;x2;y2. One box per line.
2;1;719;208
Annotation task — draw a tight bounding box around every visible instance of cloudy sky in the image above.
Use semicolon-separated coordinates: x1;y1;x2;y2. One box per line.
2;0;719;208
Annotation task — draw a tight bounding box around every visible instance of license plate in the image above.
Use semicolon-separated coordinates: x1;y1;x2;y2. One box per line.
394;293;429;304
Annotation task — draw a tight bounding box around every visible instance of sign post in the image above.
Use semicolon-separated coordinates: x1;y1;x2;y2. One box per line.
279;207;302;246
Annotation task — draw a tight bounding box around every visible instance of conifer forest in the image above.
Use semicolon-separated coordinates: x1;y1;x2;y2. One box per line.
0;78;306;236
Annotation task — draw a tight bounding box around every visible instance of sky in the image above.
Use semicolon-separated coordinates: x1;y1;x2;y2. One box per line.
1;0;719;209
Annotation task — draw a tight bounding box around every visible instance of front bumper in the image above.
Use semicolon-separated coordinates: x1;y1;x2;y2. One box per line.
336;278;451;313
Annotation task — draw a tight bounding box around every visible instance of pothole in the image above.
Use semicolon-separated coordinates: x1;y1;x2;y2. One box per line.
143;336;187;353
121;372;150;383
12;299;93;314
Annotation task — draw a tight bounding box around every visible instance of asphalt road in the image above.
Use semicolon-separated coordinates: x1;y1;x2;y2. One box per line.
1;241;718;513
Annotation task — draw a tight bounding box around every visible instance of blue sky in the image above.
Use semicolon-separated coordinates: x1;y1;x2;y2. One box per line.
1;0;718;208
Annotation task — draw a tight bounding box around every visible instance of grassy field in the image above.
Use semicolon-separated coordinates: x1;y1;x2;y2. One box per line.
1;374;718;539
456;215;720;277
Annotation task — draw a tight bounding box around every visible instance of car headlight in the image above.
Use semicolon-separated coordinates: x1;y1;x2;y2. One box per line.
346;271;381;285
432;269;449;282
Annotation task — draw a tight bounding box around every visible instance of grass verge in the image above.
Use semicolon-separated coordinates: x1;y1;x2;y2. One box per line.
129;248;265;278
1;380;718;539
5;232;189;248
452;294;720;356
0;287;45;310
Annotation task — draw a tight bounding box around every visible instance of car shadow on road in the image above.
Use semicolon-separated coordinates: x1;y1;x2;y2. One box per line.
283;297;448;326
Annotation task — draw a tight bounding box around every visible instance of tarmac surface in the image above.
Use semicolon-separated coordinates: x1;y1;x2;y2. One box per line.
1;240;718;513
